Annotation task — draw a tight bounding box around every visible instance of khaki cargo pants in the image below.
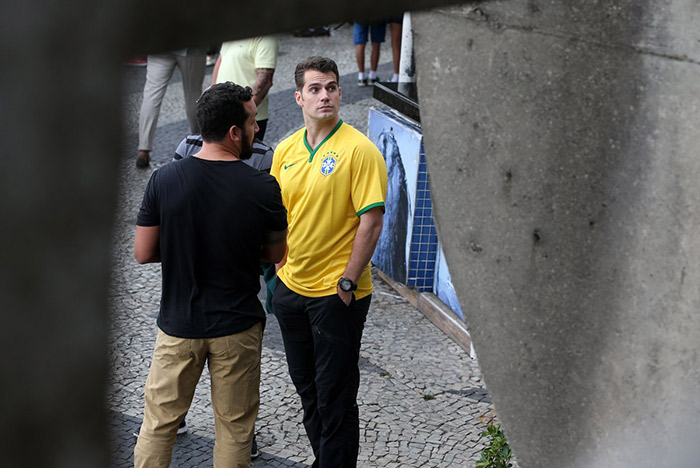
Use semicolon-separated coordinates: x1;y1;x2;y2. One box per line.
134;323;262;468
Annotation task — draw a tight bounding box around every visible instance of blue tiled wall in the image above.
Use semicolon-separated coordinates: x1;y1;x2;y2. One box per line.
406;145;439;292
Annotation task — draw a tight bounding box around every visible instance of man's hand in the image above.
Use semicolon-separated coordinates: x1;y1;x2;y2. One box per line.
337;285;353;306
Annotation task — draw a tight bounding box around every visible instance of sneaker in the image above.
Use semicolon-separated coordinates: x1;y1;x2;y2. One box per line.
357;79;367;87
293;28;315;37
368;76;380;86
293;26;330;37
177;418;188;435
312;26;330;37
135;150;150;168
124;57;147;67
251;434;260;459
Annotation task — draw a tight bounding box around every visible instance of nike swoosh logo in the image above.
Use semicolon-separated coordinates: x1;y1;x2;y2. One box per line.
283;163;298;170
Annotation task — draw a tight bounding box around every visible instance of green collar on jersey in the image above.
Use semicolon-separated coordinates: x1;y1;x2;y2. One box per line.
303;119;343;163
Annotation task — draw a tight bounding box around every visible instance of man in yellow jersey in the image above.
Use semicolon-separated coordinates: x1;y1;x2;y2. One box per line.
270;56;387;467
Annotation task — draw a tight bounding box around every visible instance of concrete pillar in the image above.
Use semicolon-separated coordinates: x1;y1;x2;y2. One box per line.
413;2;700;467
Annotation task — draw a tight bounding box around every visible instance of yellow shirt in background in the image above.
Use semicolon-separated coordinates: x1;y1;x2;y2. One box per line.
216;36;279;121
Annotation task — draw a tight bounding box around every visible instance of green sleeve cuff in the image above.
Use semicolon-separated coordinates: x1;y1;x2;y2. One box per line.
356;202;385;217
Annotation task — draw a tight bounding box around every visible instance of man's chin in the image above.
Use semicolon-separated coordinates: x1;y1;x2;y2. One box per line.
314;112;337;120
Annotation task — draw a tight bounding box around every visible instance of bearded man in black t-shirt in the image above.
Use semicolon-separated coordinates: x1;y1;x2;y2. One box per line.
133;82;287;468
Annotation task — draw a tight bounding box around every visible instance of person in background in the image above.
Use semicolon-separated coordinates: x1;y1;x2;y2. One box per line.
353;21;386;86
135;48;206;168
212;36;279;141
388;14;404;83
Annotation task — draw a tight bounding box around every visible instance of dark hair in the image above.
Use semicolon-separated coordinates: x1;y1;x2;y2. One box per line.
196;82;253;142
294;56;340;91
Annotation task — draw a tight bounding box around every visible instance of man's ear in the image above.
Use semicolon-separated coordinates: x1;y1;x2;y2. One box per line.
228;125;240;143
294;90;303;107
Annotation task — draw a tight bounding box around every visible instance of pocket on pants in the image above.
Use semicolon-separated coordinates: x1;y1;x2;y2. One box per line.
154;329;194;360
334;293;355;308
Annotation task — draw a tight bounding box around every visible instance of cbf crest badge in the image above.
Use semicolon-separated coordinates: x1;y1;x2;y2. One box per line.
320;151;338;177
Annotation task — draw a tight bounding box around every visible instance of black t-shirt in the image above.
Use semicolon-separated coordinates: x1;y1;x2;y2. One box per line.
136;157;287;338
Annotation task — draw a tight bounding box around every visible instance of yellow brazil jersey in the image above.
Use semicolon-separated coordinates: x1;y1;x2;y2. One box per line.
271;120;388;299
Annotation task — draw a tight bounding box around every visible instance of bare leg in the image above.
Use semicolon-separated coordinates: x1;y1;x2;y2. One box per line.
390;22;402;76
355;43;366;74
370;42;381;73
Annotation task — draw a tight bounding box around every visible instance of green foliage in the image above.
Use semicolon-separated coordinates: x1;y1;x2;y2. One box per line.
423;393;435;400
475;423;513;468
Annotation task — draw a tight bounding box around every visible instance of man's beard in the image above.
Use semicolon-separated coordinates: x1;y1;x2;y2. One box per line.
239;128;253;160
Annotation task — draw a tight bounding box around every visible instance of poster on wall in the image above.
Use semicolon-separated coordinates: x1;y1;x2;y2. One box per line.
435;241;464;320
368;107;422;284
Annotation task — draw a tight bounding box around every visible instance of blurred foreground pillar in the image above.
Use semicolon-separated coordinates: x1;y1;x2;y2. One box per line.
0;0;461;465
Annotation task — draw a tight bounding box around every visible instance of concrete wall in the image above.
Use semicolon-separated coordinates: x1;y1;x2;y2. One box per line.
413;2;700;467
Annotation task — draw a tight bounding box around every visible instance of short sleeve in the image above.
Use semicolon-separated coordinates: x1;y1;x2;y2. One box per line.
136;171;160;226
351;142;388;216
253;36;279;69
263;176;288;232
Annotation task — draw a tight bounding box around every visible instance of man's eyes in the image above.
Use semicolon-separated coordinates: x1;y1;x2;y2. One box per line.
308;86;337;93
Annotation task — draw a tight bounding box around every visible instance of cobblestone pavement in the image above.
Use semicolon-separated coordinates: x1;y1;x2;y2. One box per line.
110;24;496;467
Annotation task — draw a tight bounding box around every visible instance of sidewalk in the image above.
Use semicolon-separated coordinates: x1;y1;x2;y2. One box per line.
110;23;496;467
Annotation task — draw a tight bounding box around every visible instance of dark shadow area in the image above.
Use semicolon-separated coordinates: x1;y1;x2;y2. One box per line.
445;387;492;404
358;355;392;377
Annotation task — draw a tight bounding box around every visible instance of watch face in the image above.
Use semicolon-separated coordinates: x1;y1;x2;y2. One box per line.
339;278;354;291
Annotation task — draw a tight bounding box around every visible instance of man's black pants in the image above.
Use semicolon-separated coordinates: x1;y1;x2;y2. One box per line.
273;281;371;468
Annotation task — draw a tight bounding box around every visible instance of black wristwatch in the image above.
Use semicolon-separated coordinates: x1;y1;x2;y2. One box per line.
338;277;358;292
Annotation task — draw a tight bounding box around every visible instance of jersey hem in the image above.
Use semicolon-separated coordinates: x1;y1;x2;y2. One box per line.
278;275;373;300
